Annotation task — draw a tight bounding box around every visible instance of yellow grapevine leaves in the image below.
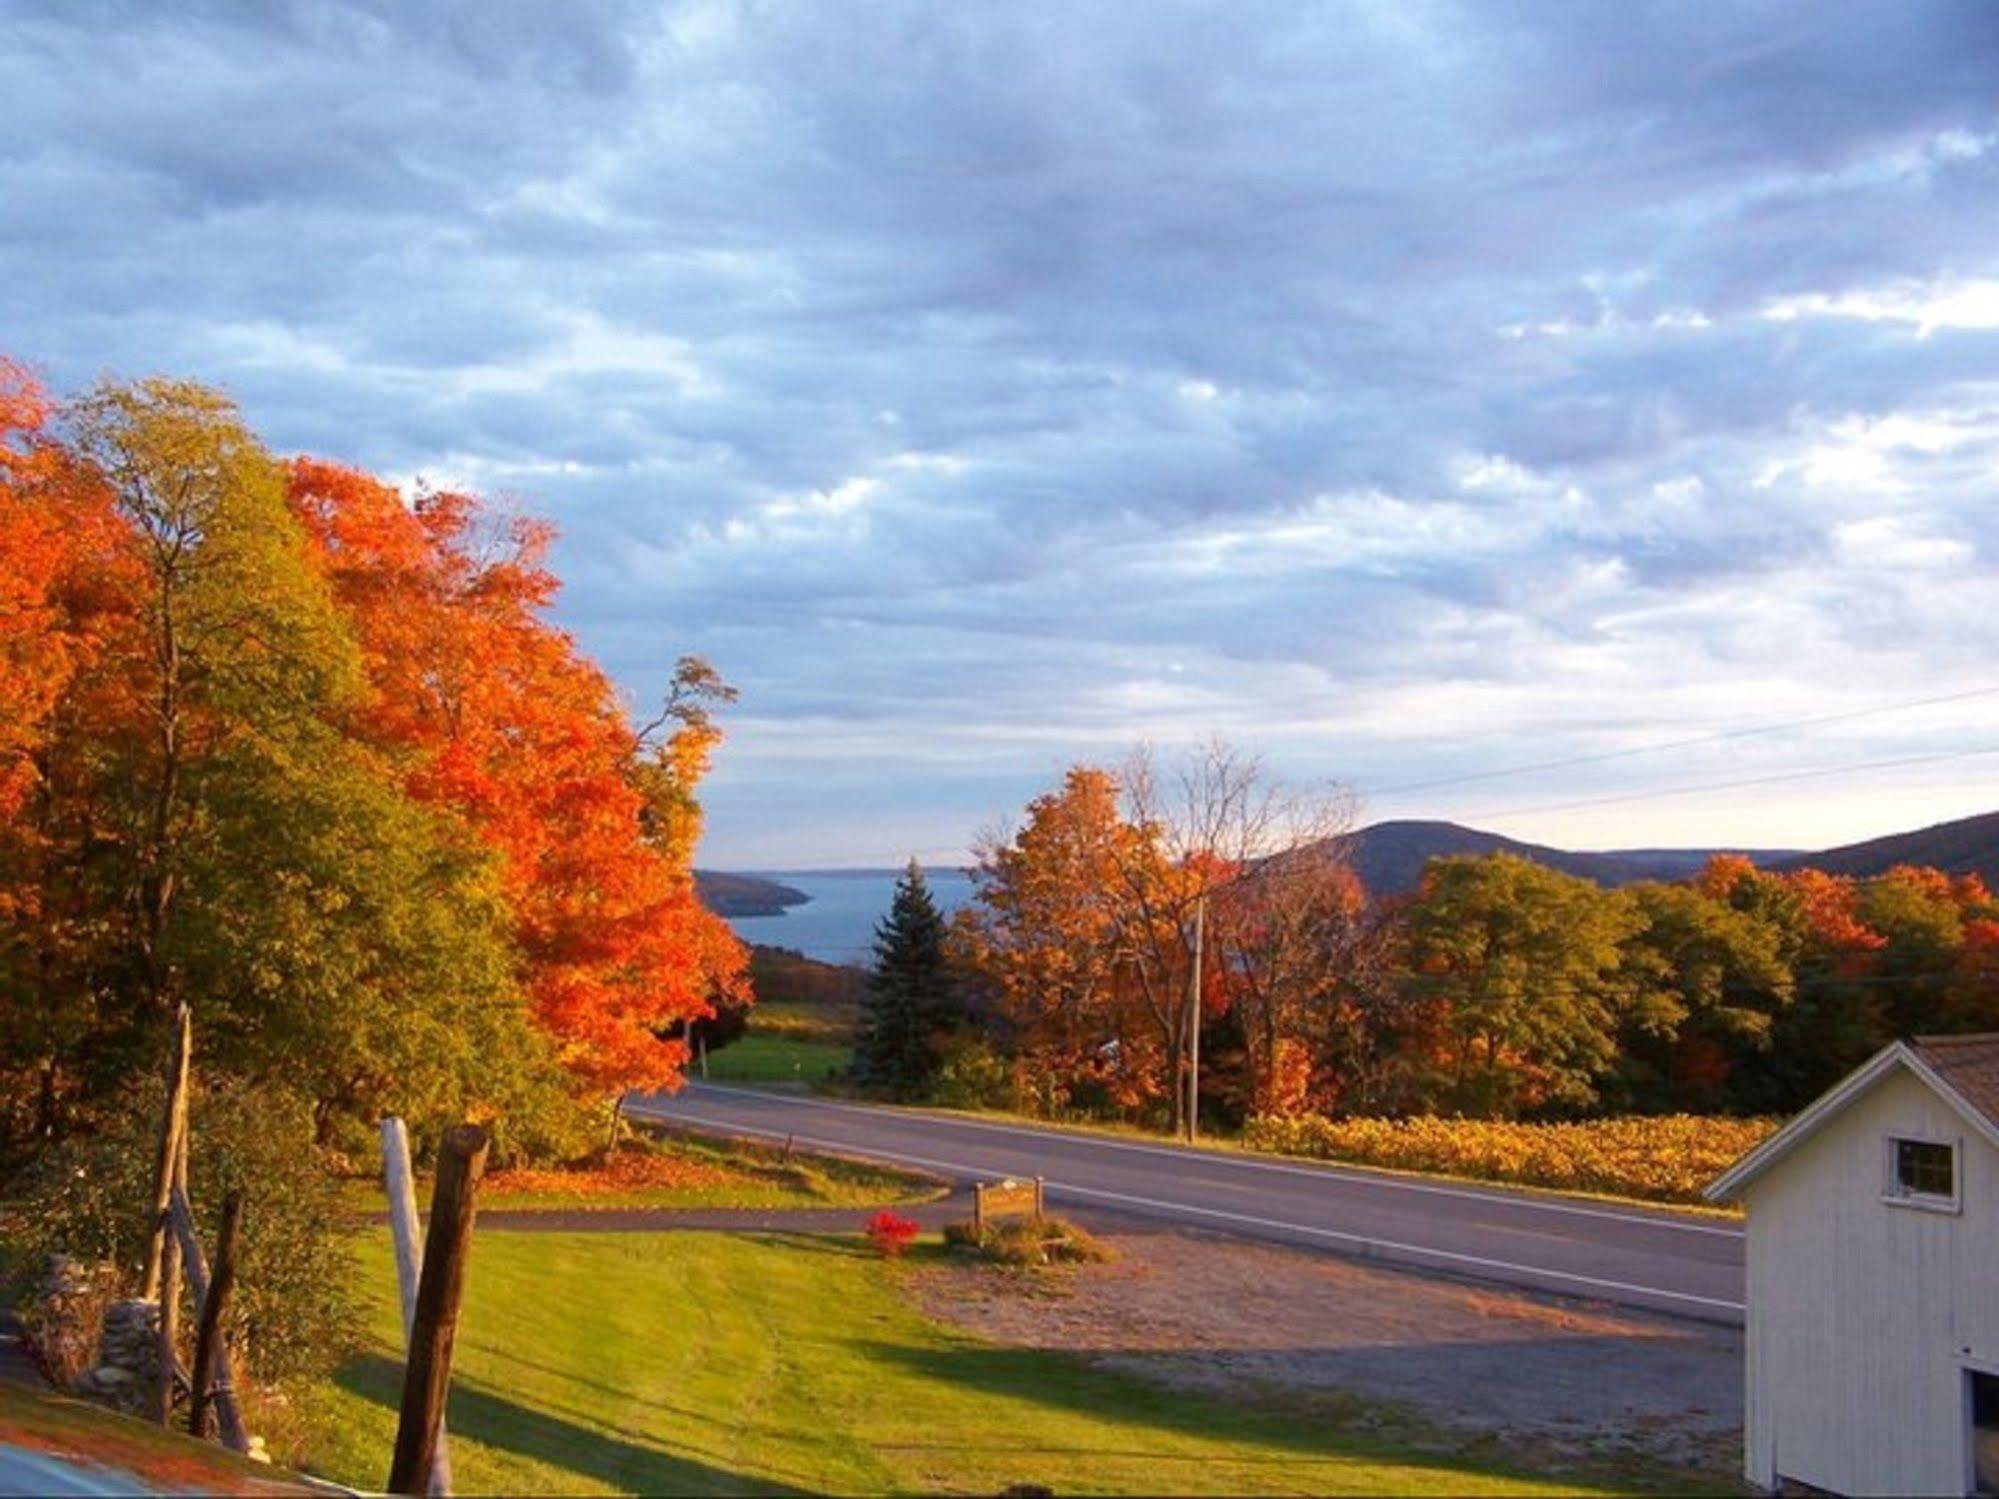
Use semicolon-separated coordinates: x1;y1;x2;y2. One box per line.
1241;1111;1776;1204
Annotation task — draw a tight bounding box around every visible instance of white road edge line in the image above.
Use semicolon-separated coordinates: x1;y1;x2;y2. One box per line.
630;1103;1747;1319
666;1082;1745;1241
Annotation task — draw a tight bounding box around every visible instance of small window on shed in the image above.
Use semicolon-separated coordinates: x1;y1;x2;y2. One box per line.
1886;1136;1956;1204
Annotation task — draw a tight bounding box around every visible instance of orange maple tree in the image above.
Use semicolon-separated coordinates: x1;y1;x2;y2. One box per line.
286;459;745;1097
0;363;133;826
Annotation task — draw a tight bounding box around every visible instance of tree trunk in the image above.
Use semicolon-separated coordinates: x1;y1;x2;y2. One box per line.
137;571;181;1016
35;1057;58;1142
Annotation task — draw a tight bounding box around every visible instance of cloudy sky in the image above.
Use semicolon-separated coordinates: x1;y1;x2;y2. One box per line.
7;2;1998;867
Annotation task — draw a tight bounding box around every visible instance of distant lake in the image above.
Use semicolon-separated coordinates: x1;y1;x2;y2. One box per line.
725;868;978;967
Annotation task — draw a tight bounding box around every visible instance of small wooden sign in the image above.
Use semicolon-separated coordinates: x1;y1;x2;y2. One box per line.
973;1176;1045;1235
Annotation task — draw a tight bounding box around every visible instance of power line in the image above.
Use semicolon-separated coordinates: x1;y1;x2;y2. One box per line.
1457;743;1999;823
720;685;1999;870
1363;685;1999;801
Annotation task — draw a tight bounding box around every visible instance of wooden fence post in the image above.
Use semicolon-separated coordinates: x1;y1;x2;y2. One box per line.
387;1124;489;1497
168;1188;249;1453
188;1192;242;1439
155;1212;180;1424
973;1183;986;1238
142;1004;192;1300
1033;1176;1045;1222
382;1118;452;1496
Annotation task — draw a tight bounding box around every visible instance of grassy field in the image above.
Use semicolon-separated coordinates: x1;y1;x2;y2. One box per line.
300;1230;1661;1497
703;1031;851;1083
748;999;858;1045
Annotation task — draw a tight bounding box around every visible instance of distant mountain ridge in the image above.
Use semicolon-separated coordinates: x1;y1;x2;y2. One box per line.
1775;809;1999;887
702;811;1999;906
1346;810;1998;895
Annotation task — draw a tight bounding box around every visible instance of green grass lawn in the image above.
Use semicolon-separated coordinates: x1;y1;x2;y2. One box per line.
300;1230;1653;1497
703;1031;851;1083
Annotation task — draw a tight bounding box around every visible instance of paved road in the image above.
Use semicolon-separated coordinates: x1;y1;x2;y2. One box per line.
627;1083;1746;1324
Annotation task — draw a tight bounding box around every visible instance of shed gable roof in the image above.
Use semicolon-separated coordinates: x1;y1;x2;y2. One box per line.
1705;1033;1999;1202
1908;1034;1999;1129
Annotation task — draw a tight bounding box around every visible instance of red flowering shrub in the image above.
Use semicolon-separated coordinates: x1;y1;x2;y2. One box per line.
863;1209;920;1258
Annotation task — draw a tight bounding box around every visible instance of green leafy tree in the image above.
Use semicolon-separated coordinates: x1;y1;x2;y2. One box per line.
170;730;571;1151
66;378;363;1024
6;378;577;1160
13;1079;361;1385
1859;867;1979;1038
856;861;959;1099
1401;854;1638;1117
1608;882;1793;1112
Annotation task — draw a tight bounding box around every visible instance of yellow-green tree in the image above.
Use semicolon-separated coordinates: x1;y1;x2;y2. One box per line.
1402;854;1638;1117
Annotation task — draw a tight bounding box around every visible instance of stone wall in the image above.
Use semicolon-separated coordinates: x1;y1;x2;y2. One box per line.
76;1296;163;1415
17;1255;118;1389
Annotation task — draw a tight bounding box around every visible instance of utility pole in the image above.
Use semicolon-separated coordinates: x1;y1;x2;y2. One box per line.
1186;891;1205;1143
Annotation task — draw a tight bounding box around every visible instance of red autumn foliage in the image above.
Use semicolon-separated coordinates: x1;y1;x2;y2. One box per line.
863;1209;921;1258
285;459;746;1096
0;362;134;829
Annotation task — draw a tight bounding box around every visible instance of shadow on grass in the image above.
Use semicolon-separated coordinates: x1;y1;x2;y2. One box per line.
846;1338;1635;1488
853;1336;1737;1495
334;1353;813;1497
849;1338;1347;1450
736;1230;874;1259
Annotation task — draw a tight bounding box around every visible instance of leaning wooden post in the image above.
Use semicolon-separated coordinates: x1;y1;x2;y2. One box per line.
387;1124;488;1498
188;1192;242;1440
168;1188;248;1452
382;1118;452;1496
142;1003;192;1300
155;1210;181;1425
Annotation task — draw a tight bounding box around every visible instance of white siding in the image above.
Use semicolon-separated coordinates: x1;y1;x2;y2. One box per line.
1743;1067;1999;1496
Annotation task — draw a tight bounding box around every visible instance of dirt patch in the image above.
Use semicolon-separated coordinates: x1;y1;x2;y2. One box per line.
909;1224;1741;1481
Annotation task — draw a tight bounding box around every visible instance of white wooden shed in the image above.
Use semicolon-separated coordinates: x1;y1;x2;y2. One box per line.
1708;1035;1999;1496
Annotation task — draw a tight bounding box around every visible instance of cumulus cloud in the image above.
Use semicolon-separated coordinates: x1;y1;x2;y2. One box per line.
5;0;1997;862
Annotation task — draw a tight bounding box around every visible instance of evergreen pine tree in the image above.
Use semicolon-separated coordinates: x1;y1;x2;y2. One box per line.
855;859;958;1098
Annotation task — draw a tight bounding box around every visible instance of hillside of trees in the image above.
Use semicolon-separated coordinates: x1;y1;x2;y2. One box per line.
909;748;1999;1130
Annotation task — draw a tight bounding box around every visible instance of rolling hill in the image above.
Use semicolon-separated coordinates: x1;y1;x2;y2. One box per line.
1344;819;1803;895
1346;810;1996;896
1344;820;1652;895
1775;809;1999;886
